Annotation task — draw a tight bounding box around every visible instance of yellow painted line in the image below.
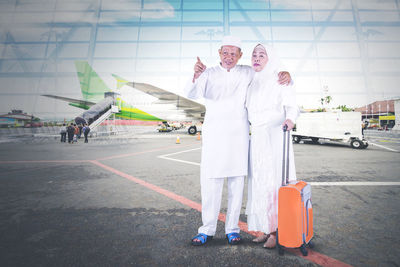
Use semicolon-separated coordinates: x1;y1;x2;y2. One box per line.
376;140;400;144
367;137;400;141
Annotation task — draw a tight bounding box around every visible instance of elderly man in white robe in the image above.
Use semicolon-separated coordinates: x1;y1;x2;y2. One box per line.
185;36;291;246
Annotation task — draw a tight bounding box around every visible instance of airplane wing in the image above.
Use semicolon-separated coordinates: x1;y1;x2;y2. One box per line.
133;82;205;120
112;74;205;120
41;94;96;108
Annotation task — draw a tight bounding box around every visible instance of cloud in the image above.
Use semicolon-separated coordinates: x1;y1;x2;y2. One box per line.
142;1;175;18
10;0;175;24
100;0;175;22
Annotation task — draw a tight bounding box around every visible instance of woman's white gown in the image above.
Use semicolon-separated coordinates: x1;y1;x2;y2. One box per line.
245;65;299;234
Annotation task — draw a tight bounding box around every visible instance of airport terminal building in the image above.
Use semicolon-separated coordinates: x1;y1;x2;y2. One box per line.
355;99;396;129
0;110;41;128
0;0;400;121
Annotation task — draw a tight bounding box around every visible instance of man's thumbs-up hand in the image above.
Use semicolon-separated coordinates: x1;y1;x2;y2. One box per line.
192;57;206;83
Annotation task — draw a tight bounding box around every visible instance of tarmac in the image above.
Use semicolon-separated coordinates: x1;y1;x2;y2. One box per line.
0;127;399;267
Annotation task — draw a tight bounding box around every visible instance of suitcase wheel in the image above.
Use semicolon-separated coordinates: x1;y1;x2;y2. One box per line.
308;240;315;249
278;246;284;256
276;230;284;256
300;244;308;256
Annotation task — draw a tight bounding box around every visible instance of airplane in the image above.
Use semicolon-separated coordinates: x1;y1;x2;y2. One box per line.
42;61;205;134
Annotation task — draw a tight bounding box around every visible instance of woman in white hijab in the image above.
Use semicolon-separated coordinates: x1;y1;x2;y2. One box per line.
245;44;299;248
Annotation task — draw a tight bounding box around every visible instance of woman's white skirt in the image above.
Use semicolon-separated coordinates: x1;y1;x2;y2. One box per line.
246;123;297;234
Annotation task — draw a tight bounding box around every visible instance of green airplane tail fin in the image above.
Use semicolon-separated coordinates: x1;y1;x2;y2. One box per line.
112;74;130;90
74;61;111;101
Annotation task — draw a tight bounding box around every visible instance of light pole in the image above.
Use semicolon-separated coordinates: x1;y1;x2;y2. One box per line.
378;104;381;127
371;105;374;122
386;100;389;115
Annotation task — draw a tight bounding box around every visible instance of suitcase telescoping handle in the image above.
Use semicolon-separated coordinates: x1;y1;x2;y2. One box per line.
281;125;291;186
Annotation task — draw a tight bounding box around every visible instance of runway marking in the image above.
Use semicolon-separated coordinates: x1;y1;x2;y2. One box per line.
310;181;400;186
158;157;200;166
91;159;352;267
0;144;197;164
371;139;400;145
158;147;201;157
158;147;201;166
0;160;89;164
366;136;400;141
97;144;195;161
90;160;201;212
158;149;399;187
369;142;399;152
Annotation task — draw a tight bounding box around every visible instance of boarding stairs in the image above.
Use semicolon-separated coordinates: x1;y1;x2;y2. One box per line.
88;105;119;132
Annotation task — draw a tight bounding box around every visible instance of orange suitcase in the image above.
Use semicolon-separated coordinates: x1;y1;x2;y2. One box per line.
276;127;314;256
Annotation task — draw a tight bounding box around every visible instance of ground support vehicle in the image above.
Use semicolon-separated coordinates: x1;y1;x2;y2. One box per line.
158;122;173;132
187;122;202;135
292;111;368;149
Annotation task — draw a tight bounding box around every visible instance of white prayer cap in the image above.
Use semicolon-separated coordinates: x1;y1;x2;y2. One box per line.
221;35;242;49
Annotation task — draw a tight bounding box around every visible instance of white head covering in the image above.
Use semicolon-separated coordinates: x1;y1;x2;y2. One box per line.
221;35;242;49
248;44;283;97
246;44;285;126
252;43;282;76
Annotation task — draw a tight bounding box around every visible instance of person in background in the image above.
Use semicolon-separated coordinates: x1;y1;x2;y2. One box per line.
82;124;90;143
245;44;299;248
73;124;79;143
67;123;75;144
60;123;67;142
78;124;83;139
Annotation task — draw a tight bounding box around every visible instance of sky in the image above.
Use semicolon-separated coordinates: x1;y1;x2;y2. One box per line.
0;0;399;120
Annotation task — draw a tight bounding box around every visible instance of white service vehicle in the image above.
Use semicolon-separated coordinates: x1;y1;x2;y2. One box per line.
292;111;368;149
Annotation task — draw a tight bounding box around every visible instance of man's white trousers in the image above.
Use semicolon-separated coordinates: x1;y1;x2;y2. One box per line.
198;175;244;236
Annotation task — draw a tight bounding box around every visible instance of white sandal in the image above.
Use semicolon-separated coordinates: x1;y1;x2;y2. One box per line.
252;234;269;243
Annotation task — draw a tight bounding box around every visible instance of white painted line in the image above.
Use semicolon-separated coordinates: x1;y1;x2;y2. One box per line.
158;147;400;186
158;147;201;166
158;147;201;157
369;142;399;152
309;182;400;186
158;156;200;166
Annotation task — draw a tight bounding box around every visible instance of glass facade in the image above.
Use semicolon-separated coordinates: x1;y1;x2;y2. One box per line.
0;0;399;119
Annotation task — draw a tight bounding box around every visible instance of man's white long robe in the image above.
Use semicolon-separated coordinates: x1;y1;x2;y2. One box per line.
185;64;254;179
185;64;254;235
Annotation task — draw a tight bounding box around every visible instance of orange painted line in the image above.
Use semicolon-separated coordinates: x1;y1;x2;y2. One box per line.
0;160;89;164
90;160;352;267
288;249;353;267
90;160;201;211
